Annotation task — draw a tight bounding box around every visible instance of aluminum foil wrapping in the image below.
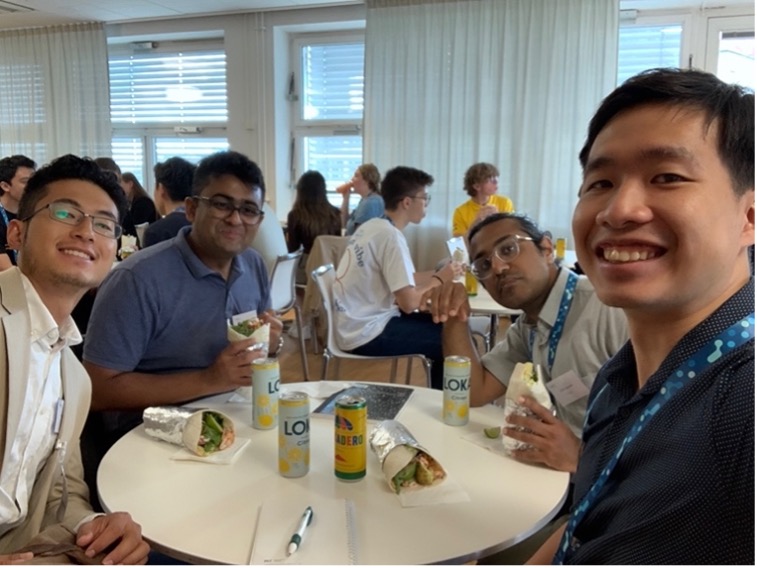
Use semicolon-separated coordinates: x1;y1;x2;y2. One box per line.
143;406;196;446
369;419;424;463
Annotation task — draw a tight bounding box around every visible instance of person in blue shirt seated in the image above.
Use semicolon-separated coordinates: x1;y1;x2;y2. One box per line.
529;68;754;565
142;156;196;247
338;163;384;236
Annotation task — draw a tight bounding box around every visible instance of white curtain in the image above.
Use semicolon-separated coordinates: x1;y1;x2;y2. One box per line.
364;0;618;269
0;23;111;164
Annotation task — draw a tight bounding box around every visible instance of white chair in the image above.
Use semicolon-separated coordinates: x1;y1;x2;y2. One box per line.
311;263;432;387
270;248;309;381
469;314;494;352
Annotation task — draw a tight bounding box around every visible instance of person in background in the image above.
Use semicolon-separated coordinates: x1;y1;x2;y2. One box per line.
83;150;282;445
0;154;148;563
0;154;35;271
333;166;463;390
338;163;384;236
142;157;196;247
424;212;627;472
287;170;342;284
452;162;514;238
528;68;753;565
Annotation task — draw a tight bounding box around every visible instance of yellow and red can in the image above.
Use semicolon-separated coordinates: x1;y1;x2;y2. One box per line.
334;395;366;481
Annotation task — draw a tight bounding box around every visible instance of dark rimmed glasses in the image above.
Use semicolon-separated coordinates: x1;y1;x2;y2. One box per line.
194;195;265;225
470;235;534;279
21;201;122;239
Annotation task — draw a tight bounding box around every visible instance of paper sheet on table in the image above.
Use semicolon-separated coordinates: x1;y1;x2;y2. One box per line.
280;382;355;401
396;477;469;507
461;431;508;458
170;438;250;464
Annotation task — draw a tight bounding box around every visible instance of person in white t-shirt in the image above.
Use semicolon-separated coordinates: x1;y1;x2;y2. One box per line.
333;166;463;389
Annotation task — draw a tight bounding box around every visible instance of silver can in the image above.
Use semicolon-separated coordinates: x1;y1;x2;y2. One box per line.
443;355;470;426
279;391;310;478
252;358;279;429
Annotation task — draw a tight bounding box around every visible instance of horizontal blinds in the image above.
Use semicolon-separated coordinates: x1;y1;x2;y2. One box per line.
618;25;682;85
109;50;228;124
303;135;362;192
302;42;364;121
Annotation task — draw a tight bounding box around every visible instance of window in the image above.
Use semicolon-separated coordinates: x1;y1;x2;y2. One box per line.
618;23;682;85
291;34;364;206
107;40;228;189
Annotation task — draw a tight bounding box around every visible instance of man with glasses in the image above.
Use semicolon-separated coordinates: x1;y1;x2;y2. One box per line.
424;213;627;472
0;154;149;563
83;151;282;448
333;166;462;390
0;154;36;271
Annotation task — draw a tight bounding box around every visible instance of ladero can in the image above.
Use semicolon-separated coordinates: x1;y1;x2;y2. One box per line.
279;391;310;478
464;269;478;296
334;395;366;481
252;357;279;430
555;237;566;261
443;355;471;426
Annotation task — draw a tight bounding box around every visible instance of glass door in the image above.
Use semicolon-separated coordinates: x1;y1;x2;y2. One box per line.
705;15;755;89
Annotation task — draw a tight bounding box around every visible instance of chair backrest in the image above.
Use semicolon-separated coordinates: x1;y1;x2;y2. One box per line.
269;248;302;314
311;263;342;356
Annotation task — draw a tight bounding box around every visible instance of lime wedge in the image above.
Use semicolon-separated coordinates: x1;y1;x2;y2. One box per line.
483;426;501;439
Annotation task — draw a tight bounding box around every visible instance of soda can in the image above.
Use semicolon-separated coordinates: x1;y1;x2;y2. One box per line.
464;269;478;296
334;395;366;481
555;237;566;261
279;391;310;478
252;358;279;430
443;355;471;426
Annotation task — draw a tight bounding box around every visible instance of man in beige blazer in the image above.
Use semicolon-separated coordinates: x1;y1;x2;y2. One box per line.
0;155;149;564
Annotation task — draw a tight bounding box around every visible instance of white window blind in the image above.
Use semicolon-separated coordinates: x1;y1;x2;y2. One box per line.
109;50;228;124
618;24;682;85
300;42;364;122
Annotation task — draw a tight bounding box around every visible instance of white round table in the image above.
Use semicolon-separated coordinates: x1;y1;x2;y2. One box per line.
98;382;568;564
468;286;520;348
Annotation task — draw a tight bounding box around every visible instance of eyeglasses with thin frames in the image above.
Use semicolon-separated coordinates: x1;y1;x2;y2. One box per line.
20;201;122;239
409;193;431;205
470;235;534;280
194;195;265;226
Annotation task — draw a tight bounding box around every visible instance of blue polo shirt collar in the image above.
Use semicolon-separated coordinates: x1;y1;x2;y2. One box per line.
174;226;247;284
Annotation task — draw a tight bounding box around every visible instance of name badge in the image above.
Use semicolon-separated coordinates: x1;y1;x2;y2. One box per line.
546;371;589;407
52;398;65;434
231;310;258;325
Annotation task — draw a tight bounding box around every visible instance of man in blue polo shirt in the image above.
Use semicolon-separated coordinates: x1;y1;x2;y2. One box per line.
83;151;283;439
529;69;754;564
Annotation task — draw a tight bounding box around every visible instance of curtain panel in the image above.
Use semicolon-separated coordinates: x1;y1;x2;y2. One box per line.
364;0;618;268
0;22;111;163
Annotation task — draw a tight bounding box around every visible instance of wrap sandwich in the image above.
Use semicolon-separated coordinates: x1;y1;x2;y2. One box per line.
143;406;235;456
369;420;446;494
502;362;554;454
228;316;270;351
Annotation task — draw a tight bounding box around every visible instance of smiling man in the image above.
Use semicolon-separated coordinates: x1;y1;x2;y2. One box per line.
424;213;627;472
0;155;148;563
83;151;282;440
528;69;754;565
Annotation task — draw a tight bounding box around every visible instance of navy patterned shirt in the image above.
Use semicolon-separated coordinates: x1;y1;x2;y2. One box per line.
565;279;754;564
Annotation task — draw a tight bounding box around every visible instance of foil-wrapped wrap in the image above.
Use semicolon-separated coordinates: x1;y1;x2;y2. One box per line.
502;362;554;454
143;406;235;456
369;420;446;494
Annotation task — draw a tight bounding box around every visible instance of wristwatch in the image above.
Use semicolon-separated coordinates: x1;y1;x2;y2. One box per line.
268;336;285;358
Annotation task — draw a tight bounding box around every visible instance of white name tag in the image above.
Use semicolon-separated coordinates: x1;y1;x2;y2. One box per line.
546;371;590;407
231;310;258;325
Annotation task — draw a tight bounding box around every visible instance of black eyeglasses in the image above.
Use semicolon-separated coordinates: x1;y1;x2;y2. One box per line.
194;196;265;225
409;193;431;204
21;201;122;239
470;235;534;279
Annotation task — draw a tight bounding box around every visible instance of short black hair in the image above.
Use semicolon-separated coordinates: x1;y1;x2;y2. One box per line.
381;166;433;210
154;157;196;202
0;154;36;184
580;67;754;195
19;154;128;221
193;150;265;202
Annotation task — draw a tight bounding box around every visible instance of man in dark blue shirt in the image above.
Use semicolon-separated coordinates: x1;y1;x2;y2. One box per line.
142;156;195;247
529;68;754;564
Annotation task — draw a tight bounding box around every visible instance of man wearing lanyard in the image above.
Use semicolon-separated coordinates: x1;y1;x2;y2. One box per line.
425;212;628;473
529;69;754;565
0;155;36;271
0;155;148;563
142;156;196;248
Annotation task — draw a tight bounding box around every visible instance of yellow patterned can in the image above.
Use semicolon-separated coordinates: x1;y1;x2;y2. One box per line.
443;355;470;426
252;358;279;430
555;237;566;261
279;391;310;478
334;395;366;481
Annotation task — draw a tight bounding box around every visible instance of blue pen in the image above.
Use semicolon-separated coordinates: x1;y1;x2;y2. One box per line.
287;506;314;556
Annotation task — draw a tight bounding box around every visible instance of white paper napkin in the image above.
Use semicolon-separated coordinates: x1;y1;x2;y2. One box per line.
280;382;355;400
396;477;469;507
461;431;508;458
170;438;250;464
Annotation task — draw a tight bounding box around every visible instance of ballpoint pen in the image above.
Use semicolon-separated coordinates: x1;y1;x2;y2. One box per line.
287;506;314;556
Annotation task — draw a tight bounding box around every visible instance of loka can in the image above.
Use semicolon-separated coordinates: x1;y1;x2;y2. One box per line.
464;269;478;296
443;355;471;425
252;358;279;429
334;395;366;481
279;391;310;478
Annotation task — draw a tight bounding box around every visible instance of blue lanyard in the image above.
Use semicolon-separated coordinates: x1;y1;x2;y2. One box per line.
554;312;755;565
528;270;579;373
0;203;16;264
